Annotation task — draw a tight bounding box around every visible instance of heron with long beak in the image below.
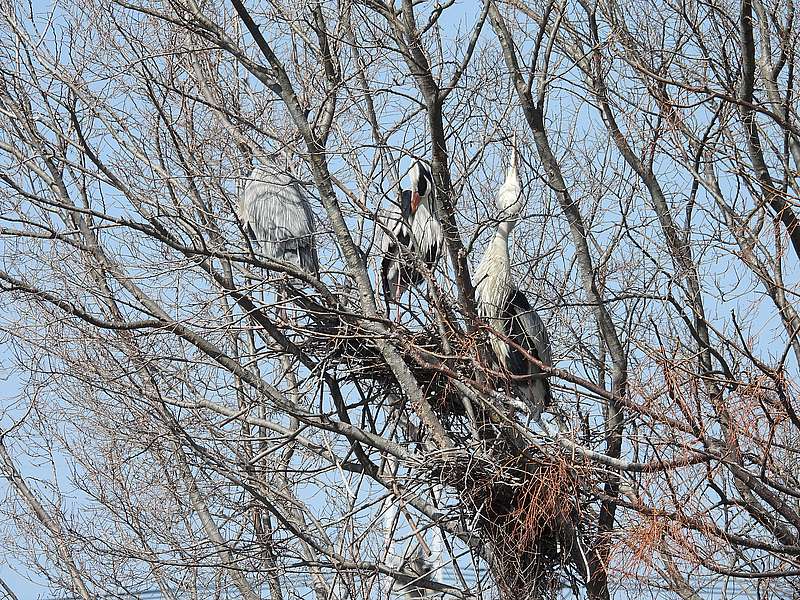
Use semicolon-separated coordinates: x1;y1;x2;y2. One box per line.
474;140;591;582
474;142;552;420
379;161;443;318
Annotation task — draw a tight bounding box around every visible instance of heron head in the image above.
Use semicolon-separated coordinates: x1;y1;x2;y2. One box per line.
409;161;432;214
497;144;524;225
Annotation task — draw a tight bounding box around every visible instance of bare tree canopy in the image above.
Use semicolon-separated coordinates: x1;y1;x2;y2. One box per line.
1;0;800;598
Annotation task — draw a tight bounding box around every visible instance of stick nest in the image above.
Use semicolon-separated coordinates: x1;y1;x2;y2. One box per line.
427;446;591;597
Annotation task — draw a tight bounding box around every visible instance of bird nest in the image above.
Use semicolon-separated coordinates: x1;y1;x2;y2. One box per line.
301;311;484;417
426;445;592;598
293;293;593;594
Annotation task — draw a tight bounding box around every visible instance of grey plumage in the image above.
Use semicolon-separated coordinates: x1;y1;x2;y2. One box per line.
474;143;552;419
399;550;435;600
239;162;318;276
379;161;443;312
498;288;553;419
379;188;415;303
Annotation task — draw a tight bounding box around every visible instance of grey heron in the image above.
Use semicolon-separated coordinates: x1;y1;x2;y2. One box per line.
379;161;444;317
238;159;318;277
474;144;552;420
474;144;591;583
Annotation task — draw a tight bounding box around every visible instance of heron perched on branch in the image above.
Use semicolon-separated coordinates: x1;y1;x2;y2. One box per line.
474;142;590;583
238;158;318;277
474;142;552;421
379;161;444;317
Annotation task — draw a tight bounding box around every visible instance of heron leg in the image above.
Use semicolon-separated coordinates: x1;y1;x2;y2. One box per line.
394;279;403;324
276;275;294;335
375;267;389;320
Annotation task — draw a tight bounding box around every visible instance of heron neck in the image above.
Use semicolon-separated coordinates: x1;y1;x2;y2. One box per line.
487;228;511;269
497;217;516;238
415;198;433;219
475;228;512;318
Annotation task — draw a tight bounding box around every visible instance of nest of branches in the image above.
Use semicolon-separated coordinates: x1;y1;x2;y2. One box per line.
301;308;481;416
298;292;593;594
429;445;592;597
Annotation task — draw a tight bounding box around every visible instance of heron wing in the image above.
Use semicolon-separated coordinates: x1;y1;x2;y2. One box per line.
502;288;553;413
378;194;414;302
378;197;410;254
502;288;552;376
410;203;443;269
240;167;316;267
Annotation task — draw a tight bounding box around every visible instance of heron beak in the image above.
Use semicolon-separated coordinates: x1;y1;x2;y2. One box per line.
411;191;421;213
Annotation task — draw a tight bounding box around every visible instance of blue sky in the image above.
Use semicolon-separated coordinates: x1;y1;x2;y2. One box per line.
3;0;798;598
0;374;53;599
